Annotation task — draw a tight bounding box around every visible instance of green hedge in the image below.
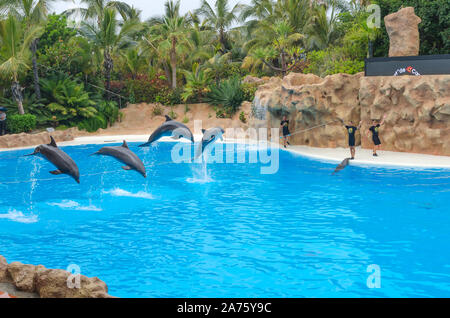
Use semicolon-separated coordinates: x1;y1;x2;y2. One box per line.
6;114;37;134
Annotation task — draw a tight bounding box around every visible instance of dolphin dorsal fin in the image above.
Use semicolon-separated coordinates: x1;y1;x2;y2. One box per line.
122;140;129;149
165;115;173;122
201;129;206;134
49;136;58;148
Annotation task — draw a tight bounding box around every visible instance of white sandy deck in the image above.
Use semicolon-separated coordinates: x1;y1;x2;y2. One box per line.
1;135;450;169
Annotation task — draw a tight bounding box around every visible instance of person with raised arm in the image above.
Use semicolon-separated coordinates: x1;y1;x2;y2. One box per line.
368;114;387;157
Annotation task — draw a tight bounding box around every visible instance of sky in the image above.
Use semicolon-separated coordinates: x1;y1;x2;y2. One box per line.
52;0;252;20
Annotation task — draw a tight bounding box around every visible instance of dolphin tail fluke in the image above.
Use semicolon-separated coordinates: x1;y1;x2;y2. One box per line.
138;142;151;147
23;150;38;157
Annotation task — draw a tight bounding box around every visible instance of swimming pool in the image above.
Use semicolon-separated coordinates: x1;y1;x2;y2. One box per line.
0;142;449;297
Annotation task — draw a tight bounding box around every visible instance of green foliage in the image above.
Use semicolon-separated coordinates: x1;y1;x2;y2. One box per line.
205;77;244;117
239;111;247;123
304;49;364;77
40;75;98;124
372;0;450;56
242;83;258;102
152;104;163;117
123;74;182;105
182;116;189;124
78;101;121;132
181;63;212;102
6;114;37;133
1;93;50;125
38;14;77;53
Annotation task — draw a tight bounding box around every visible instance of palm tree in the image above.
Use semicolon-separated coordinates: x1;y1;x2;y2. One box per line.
196;0;241;52
148;0;191;89
64;0;132;26
82;7;141;99
0;14;42;114
0;0;58;99
306;3;339;50
246;20;304;76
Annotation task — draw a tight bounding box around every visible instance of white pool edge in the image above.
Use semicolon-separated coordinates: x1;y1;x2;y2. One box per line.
1;134;450;169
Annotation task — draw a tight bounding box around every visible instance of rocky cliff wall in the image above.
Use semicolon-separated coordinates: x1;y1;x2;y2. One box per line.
252;73;450;156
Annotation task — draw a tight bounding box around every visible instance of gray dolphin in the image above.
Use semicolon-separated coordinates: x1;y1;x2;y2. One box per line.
195;127;225;159
332;158;351;175
139;115;194;147
93;140;147;178
24;136;80;183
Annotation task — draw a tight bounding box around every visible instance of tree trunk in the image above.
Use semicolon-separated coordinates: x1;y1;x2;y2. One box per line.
104;50;114;100
280;51;287;77
31;39;41;99
170;37;177;89
163;61;171;86
11;81;24;115
219;27;226;52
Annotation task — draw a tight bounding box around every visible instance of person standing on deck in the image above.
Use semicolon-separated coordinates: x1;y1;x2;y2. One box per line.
368;114;387;157
280;116;291;148
0;110;6;136
344;120;362;160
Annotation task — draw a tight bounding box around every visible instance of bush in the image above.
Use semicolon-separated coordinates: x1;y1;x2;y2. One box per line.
6;114;37;134
304;49;364;77
239;111;247;123
205;77;245;118
152;104;163;117
242;83;258;102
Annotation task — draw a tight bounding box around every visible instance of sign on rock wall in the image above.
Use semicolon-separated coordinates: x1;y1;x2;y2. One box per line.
365;54;450;76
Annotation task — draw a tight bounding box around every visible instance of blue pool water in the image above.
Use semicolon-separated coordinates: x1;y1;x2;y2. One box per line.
0;142;449;298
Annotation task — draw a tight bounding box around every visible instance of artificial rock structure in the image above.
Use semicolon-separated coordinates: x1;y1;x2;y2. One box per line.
252;72;450;156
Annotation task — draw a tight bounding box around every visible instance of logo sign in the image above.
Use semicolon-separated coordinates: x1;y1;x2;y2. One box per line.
394;66;421;76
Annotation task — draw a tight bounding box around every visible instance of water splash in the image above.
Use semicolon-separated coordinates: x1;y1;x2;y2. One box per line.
187;153;213;183
0;209;38;223
48;200;102;211
103;188;153;199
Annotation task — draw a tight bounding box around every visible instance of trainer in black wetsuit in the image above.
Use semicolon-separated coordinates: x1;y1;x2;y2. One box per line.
369;124;381;146
368;115;386;157
280;116;290;148
344;120;361;159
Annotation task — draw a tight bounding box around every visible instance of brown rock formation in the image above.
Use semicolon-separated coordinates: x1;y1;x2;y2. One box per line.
0;255;112;298
360;75;450;155
0;127;81;149
384;7;421;57
252;72;450;156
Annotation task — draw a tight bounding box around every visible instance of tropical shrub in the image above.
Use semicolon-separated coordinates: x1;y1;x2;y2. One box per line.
239;111;247;123
304;49;364;77
181;63;212;103
40;75;98;124
242;83;258;102
151;104;163;117
205;77;245;117
124;74;170;104
78;101;121;132
6;114;37;133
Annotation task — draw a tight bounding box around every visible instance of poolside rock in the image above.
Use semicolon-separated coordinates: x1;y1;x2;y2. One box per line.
251;72;450;156
0;127;81;149
35;268;111;298
0;255;112;298
257;72;362;148
359;75;450;155
7;262;37;292
0;256;8;282
384;7;421;57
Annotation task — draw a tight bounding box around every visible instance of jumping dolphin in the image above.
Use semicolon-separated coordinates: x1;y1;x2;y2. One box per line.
195;127;225;159
332;158;351;175
24;136;80;183
92;140;146;178
138;115;194;147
